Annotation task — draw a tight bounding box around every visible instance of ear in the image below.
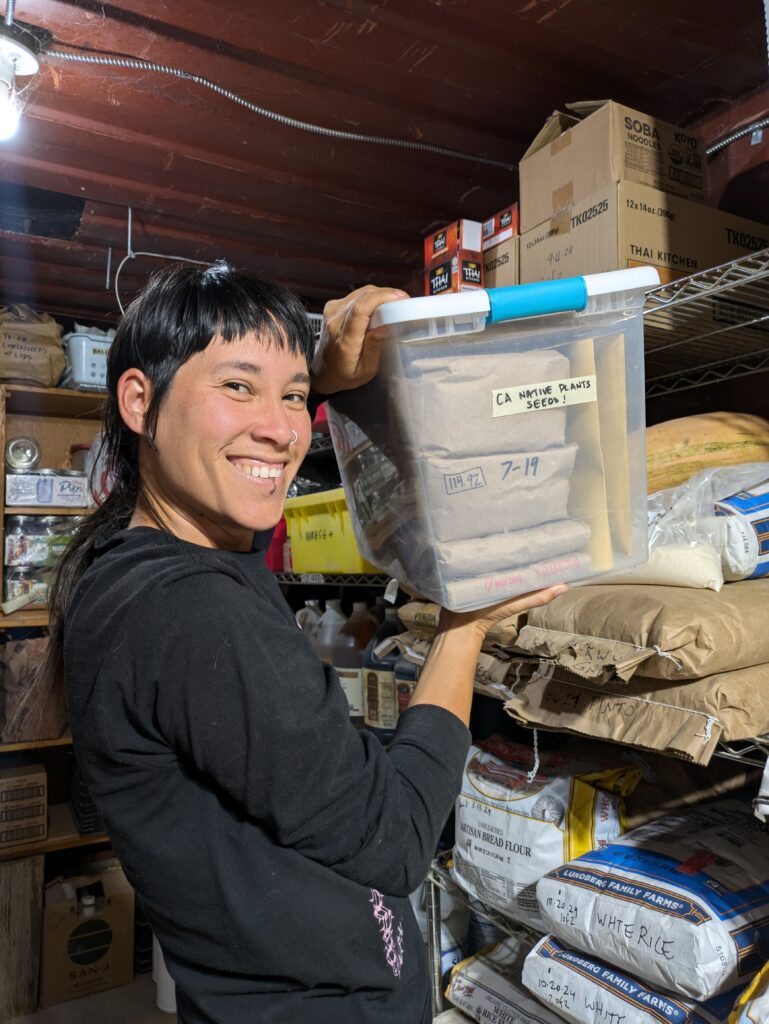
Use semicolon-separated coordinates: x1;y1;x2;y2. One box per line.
117;368;154;437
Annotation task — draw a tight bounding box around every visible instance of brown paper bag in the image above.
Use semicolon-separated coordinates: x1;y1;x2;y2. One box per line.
0;637;67;742
0;305;65;386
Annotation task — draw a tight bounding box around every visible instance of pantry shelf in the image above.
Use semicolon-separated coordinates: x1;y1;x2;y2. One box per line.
3;385;106;420
0;608;48;628
643;247;769;395
713;733;769;768
0;731;72;755
308;435;335;455
0;803;108;862
274;571;391;586
4;506;89;516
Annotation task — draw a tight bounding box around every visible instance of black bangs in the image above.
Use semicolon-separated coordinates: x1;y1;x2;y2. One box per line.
111;261;315;389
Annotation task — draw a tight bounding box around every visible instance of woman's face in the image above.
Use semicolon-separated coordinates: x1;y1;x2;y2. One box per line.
141;331;312;550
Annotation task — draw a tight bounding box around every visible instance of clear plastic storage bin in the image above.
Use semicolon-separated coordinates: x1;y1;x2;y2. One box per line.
328;269;658;611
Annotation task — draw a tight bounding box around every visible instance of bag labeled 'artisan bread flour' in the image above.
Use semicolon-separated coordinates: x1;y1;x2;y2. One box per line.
536;801;769;1001
522;935;743;1024
451;736;638;930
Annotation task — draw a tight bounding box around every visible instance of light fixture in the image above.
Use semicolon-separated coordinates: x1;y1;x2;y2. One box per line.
0;29;38;141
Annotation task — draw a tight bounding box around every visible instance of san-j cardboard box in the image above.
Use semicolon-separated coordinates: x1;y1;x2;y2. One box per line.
423;219;484;295
482;205;519;288
40;860;135;1007
0;763;47;850
520;180;769;285
519;100;708;233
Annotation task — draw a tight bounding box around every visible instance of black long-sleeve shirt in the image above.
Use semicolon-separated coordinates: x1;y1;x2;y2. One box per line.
64;527;470;1023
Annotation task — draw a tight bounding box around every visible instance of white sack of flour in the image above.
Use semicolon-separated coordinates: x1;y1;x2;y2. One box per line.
536;800;769;1001
447;935;564;1024
451;735;638;930
522;935;743;1024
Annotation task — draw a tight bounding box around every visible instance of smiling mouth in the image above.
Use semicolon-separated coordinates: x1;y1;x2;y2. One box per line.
228;457;286;482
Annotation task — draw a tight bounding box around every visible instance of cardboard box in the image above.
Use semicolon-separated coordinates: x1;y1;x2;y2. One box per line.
519;100;708;232
520;180;769;286
40;860;135;1007
482;205;520;288
0;763;47;849
423;219;484;295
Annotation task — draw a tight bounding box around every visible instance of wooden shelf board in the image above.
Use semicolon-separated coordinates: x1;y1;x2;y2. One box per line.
4;385;106;420
4;507;90;516
0;731;72;755
0;608;49;628
0;803;108;861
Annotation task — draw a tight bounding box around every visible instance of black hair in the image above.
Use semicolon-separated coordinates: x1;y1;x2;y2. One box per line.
46;261;315;683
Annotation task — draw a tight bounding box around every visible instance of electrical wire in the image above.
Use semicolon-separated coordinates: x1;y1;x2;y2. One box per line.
706;116;769;157
114;251;210;314
44;48;515;171
4;0;14;28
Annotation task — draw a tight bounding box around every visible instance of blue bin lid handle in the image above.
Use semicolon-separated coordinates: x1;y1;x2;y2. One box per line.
368;266;661;330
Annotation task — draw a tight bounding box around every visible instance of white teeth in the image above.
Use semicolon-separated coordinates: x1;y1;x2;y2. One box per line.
231;459;284;480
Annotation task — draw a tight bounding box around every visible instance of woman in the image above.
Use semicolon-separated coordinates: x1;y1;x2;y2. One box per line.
50;263;566;1024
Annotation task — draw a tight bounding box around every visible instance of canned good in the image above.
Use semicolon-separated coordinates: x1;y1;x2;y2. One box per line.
4;566;49;606
5;515;83;566
5;436;40;471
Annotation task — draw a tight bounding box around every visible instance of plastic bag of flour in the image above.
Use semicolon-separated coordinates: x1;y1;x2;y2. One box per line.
434;1011;474;1023
523;935;743;1024
451;735;639;929
536;800;769;1001
447;935;564;1024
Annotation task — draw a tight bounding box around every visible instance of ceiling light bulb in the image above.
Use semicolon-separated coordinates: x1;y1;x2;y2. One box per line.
0;82;19;140
0;32;39;144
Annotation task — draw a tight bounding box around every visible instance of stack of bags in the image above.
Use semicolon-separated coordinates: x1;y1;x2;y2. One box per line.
444;799;769;1024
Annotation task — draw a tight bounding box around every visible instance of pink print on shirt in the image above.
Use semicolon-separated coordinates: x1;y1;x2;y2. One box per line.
369;888;405;978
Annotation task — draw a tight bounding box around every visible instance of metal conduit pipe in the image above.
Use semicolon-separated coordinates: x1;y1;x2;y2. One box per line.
44;49;516;171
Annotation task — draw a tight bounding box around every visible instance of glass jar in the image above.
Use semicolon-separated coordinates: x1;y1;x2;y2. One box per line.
4;515;83;566
4;566;49;605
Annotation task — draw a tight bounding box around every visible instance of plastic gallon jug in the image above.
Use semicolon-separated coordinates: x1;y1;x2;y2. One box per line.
332;602;378;728
295;599;322;639
327;269;659;610
363;607;401;743
314;599;347;663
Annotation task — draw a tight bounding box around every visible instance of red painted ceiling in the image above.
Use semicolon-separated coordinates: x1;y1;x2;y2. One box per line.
0;0;766;321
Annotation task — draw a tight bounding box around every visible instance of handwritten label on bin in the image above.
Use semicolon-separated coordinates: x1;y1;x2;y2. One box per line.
491;374;597;416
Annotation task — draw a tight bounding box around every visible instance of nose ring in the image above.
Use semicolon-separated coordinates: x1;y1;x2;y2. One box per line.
289;430;298;446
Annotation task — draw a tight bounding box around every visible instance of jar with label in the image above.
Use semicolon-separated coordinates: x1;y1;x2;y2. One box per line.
362;607;402;743
4;516;80;567
4;566;49;606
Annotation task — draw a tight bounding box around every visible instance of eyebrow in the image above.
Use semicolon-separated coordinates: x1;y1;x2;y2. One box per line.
212;360;311;385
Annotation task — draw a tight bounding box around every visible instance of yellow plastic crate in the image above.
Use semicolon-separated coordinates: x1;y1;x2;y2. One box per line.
283;487;380;574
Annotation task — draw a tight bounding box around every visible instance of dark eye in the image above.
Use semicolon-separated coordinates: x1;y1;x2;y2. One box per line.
285;391;308;406
224;381;250;394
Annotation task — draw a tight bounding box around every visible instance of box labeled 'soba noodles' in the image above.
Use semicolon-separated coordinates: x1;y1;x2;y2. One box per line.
327;269;655;611
450;736;639;931
535;800;769;1002
518;100;708;233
